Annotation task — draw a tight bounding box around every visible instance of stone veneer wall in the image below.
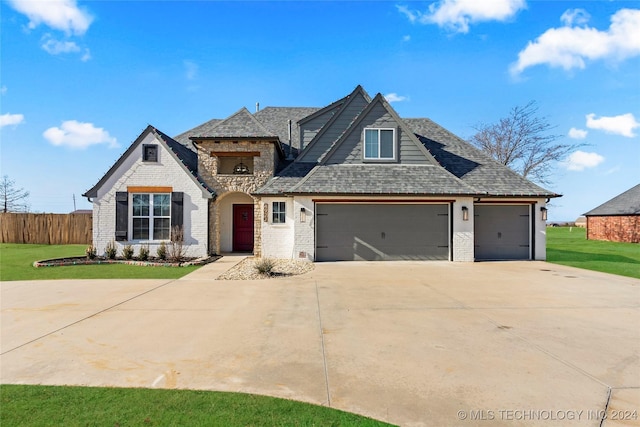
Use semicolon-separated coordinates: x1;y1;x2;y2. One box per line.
587;215;640;243
196;140;278;254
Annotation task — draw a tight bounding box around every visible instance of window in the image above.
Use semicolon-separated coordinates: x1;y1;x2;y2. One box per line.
272;201;286;224
364;128;395;160
132;193;170;240
218;156;253;175
143;144;158;162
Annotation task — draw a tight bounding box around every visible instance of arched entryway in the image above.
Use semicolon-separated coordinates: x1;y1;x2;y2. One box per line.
216;192;255;253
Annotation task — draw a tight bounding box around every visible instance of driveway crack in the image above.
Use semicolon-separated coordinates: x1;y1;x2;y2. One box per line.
315;280;331;407
1;279;177;356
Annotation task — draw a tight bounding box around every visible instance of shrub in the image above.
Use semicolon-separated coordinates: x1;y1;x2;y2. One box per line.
157;241;167;260
168;225;187;262
85;245;97;260
122;245;134;260
255;258;276;275
138;245;149;261
105;240;117;259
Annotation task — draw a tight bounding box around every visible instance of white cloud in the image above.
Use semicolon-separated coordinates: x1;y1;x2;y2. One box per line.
402;35;411;42
397;0;526;33
43;120;118;149
42;36;81;54
384;93;408;103
564;150;605;171
0;113;25;128
560;9;590;27
81;48;91;62
568;127;588;139
586;113;639;137
511;8;640;75
7;0;93;35
1;86;7;95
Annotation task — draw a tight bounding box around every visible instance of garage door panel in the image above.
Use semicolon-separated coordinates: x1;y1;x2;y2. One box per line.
316;204;449;261
474;205;530;260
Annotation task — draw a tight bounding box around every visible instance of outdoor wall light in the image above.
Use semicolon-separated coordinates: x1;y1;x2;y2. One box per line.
461;206;469;221
300;207;307;223
540;206;548;221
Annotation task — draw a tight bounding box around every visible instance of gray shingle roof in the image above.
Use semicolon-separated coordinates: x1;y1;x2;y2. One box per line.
584;184;640;216
174;118;222;149
264;164;476;195
254;162;318;195
196;107;278;138
405;118;558;198
254;107;320;157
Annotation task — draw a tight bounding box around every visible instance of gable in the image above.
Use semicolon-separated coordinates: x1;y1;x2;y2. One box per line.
83;126;214;200
322;95;439;166
298;104;340;153
298;86;371;163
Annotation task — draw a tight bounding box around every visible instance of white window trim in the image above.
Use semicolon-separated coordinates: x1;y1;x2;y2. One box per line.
363;128;396;161
272;201;287;224
130;193;171;242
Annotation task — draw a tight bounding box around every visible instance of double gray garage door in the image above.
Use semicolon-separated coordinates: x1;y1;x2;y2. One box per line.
316;204;449;261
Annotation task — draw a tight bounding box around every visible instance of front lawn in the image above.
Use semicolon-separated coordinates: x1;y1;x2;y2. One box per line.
546;227;640;279
0;385;392;426
0;244;200;281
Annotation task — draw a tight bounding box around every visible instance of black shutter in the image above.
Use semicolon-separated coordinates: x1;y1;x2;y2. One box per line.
171;192;184;229
115;192;128;241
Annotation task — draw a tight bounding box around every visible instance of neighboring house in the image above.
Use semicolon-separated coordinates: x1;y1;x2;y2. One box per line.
84;86;560;261
574;216;587;228
584;184;640;243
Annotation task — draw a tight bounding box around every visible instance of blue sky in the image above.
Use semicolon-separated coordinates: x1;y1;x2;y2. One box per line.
1;0;638;221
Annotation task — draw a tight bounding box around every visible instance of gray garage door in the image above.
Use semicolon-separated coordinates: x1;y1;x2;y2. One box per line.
316;204;449;261
474;205;531;260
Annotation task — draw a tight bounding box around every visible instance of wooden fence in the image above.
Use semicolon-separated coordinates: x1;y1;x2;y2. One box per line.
0;213;92;244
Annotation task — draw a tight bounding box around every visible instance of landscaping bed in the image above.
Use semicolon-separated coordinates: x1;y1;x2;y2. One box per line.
33;255;221;268
217;257;314;280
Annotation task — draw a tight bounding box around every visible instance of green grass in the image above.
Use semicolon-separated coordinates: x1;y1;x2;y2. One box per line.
546;227;640;279
0;244;200;281
0;385;393;426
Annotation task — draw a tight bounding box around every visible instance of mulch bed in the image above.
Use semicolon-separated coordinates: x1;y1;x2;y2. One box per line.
33;255;221;268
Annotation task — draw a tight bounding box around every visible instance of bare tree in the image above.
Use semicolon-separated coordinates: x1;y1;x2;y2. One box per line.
469;101;577;185
0;175;30;213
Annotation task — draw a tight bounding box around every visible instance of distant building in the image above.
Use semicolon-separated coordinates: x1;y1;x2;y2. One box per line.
70;209;92;215
574;216;586;228
584;184;640;243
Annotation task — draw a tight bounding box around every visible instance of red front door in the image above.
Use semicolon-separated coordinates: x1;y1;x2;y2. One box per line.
233;204;254;252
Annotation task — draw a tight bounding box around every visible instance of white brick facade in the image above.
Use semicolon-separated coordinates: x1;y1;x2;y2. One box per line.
260;196;296;258
91;132;210;257
452;198;474;262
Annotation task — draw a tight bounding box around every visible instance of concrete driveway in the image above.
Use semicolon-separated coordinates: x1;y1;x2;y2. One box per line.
2;259;639;426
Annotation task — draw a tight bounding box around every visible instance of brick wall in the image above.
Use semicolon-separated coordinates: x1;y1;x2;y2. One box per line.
92;132;210;257
587;215;640;243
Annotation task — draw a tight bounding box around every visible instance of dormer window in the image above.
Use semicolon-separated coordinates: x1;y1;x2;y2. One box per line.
363;128;395;161
143;144;158;162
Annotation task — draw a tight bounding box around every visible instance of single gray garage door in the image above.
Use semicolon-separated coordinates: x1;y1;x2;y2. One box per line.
316;204;449;261
474;205;530;260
